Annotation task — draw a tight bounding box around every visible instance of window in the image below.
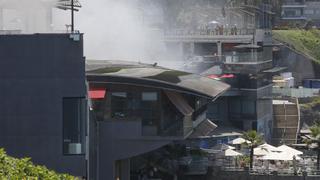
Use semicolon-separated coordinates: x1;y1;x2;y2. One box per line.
141;92;159;127
242;100;256;115
142;92;157;101
305;9;314;15
111;92;128;118
63;98;86;155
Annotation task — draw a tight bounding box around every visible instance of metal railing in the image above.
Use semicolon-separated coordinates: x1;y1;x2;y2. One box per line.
164;28;255;37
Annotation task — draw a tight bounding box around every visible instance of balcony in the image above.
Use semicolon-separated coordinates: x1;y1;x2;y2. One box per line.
282;0;307;7
163;29;254;43
222;51;273;74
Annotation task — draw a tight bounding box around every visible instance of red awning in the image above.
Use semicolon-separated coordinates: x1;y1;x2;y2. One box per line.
207;74;219;79
221;74;235;78
89;89;106;99
207;74;235;79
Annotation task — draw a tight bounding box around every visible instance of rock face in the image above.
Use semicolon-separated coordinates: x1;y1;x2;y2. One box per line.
273;45;316;86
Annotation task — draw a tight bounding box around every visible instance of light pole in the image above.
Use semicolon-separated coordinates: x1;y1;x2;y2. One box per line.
71;0;74;32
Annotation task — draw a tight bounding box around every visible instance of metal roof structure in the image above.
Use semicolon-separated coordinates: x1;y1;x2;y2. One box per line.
86;60;230;99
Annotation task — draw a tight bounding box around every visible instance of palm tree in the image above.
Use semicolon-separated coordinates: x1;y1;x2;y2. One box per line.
306;122;320;170
242;130;263;169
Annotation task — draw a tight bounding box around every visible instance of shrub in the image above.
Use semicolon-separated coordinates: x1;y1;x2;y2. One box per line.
0;148;78;179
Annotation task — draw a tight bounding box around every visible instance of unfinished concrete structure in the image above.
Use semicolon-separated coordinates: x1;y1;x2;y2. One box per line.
272;99;300;145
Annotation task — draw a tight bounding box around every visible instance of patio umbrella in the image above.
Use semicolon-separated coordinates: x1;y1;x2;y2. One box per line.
257;143;281;152
277;145;303;155
223;149;243;157
208;20;219;24
258;152;301;161
254;147;270;156
228;137;251;145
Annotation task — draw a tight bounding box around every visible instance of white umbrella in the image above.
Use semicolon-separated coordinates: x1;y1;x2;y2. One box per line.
228;137;251;145
258;152;301;161
208;20;219;24
257;143;281;152
223;149;243;157
254;147;270;156
277;145;303;155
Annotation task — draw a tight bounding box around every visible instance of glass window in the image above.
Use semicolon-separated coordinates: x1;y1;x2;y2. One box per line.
242;100;256;115
111;92;127;118
142;92;157;101
230;99;241;114
63;97;86;155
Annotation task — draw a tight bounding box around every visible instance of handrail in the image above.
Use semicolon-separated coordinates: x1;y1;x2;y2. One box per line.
164;28;255;37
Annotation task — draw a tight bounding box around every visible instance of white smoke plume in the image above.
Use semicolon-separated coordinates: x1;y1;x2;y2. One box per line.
77;0;176;67
0;0;61;33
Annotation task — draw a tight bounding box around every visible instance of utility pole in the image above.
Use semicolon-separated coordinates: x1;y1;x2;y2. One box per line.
71;0;74;32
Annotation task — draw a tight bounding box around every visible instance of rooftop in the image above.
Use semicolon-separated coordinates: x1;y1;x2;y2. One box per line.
86;60;230;99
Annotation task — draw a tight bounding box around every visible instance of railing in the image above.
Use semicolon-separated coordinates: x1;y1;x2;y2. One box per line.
164;28;255;37
282;0;305;5
224;51;271;63
273;87;320;98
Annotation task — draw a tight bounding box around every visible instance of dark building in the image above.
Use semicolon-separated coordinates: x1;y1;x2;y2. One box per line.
0;32;229;180
85;60;229;180
0;33;87;176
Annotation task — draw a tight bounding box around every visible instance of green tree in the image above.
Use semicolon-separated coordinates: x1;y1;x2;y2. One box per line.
0;148;77;179
306;122;320;170
242;130;263;169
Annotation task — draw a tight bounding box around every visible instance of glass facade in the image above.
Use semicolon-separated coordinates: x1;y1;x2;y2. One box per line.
63;97;86;155
90;84;196;137
224;47;272;63
229;98;257;119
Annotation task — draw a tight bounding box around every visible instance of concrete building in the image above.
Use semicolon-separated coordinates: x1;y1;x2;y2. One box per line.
272;99;300;146
162;0;275;142
280;0;320;26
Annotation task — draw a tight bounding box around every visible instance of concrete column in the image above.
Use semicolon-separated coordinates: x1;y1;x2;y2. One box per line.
217;41;222;61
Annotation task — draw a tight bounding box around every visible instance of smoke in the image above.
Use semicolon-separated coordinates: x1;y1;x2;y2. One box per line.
77;0;176;67
0;0;59;33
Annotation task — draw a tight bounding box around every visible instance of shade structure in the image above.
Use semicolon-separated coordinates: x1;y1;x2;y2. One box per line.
257;143;281;152
254;143;281;156
277;145;303;155
228;137;251;145
223;149;243;157
254;147;269;156
258;152;301;161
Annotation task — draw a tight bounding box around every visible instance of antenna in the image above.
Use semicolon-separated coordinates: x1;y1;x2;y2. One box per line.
56;0;82;32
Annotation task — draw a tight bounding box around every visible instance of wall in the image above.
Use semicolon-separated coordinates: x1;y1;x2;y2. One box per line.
0;34;86;176
273;46;316;85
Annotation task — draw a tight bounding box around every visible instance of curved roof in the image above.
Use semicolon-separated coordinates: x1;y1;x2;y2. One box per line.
86;60;230;99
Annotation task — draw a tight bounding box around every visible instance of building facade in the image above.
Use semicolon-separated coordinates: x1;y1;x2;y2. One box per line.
280;0;320;26
162;0;275;142
86;60;229;179
0;33;87;177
